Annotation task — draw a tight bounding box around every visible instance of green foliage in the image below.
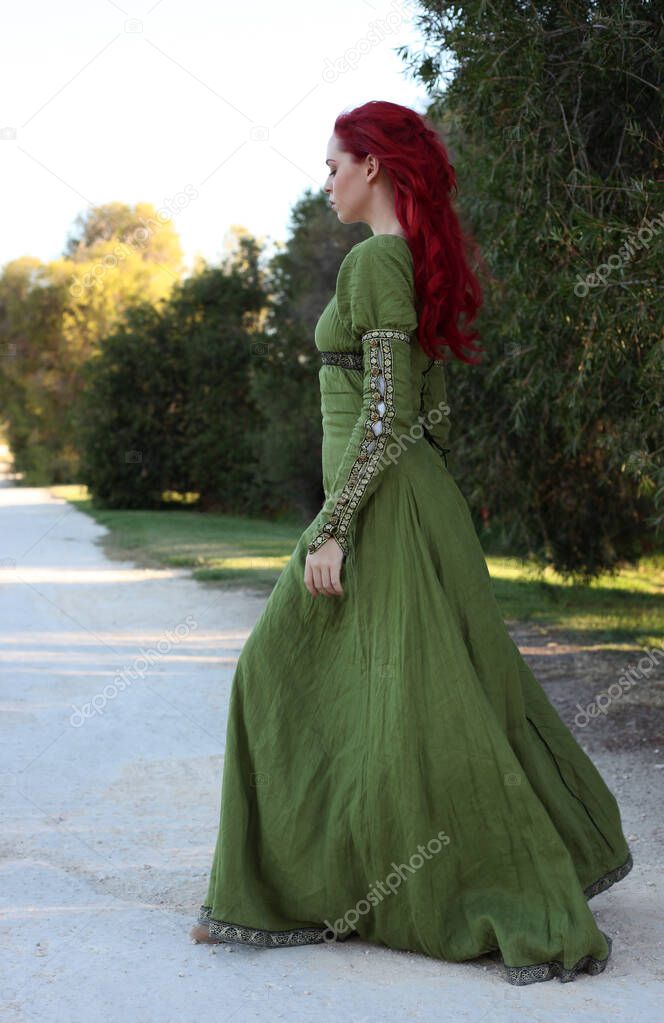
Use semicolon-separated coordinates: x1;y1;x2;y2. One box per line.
398;0;663;579
0;203;183;482
76;303;183;507
165;238;267;512
0;258;71;480
77;236;268;511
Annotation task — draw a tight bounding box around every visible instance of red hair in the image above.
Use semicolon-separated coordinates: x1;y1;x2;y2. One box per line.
333;100;486;365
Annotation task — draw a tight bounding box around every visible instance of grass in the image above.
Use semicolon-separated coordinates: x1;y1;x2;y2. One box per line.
52;486;301;595
482;553;663;649
53;484;664;651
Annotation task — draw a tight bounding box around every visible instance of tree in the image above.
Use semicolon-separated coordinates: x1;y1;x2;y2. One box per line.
0;203;184;482
78;234;270;511
398;0;663;579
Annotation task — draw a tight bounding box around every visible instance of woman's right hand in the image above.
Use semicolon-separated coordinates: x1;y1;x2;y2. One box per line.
304;538;344;598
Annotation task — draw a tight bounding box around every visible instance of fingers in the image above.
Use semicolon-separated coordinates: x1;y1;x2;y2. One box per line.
324;563;343;596
304;561;318;597
304;560;328;598
321;565;338;598
314;564;333;597
318;563;344;597
304;555;344;597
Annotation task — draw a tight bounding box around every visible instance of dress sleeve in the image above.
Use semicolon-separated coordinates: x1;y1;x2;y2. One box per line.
305;238;418;558
420;358;452;467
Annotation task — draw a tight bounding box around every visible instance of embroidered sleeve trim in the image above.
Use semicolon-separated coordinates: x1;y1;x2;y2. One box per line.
306;327;412;556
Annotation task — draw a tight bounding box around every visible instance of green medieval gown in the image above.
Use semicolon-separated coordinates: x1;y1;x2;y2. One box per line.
195;233;633;985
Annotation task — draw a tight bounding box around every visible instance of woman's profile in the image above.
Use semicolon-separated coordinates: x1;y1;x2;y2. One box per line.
189;99;633;985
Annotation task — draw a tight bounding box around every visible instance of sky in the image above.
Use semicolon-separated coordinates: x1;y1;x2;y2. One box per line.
1;0;431;274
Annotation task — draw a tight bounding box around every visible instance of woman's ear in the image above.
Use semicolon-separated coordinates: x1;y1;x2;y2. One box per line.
365;154;380;183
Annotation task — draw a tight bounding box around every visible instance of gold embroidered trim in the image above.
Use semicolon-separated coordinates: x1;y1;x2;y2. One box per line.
196;852;631;971
307;327;412;556
583;849;633;900
320;351;363;370
502;930;612;985
197;905;330;946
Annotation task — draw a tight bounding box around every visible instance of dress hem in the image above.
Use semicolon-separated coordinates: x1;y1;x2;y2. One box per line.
195;848;633;983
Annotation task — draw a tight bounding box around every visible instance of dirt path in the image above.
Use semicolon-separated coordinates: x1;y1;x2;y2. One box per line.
0;479;661;1023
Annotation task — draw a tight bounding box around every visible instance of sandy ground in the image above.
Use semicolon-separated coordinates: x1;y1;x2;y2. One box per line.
0;475;662;1023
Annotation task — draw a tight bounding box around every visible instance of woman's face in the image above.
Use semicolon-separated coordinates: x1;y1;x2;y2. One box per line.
323;134;375;224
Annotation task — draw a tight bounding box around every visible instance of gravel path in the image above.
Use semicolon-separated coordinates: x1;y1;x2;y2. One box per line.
0;478;661;1023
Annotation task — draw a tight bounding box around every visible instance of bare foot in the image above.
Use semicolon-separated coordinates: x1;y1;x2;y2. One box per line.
190;923;224;944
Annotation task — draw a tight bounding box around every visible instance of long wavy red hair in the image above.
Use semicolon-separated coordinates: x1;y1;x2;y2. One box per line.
333;100;486;365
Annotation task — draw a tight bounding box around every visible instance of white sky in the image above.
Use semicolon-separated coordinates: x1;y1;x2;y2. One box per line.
1;0;430;274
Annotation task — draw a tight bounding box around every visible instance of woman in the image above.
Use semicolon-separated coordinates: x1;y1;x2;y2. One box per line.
190;100;633;985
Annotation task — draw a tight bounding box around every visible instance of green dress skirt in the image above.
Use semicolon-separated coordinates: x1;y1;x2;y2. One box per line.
196;233;633;985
